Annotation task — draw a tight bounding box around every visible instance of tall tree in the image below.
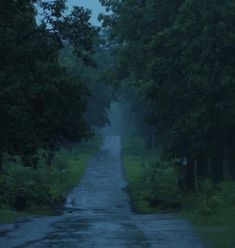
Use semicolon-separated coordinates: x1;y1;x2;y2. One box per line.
99;0;235;188
0;0;97;169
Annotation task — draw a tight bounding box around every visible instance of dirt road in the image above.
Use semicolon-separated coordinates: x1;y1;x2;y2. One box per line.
0;136;205;248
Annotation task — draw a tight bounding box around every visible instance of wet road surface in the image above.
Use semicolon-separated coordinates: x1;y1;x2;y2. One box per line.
0;136;205;248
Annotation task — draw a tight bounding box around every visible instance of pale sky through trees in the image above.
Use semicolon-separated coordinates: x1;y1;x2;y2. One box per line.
67;0;106;26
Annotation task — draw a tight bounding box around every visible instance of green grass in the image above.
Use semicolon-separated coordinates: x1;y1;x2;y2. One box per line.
0;209;29;224
182;189;235;248
122;136;235;248
0;136;101;224
0;208;56;224
182;207;235;248
48;138;101;201
122;136;160;213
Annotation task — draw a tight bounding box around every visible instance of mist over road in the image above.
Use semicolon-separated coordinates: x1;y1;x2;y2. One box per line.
0;136;204;248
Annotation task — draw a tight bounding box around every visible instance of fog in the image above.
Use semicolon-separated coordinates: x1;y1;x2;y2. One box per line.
101;101;138;137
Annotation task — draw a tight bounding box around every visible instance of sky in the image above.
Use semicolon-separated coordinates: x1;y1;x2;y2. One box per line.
67;0;106;26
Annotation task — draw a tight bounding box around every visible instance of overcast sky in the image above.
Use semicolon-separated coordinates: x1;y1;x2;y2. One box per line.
67;0;106;26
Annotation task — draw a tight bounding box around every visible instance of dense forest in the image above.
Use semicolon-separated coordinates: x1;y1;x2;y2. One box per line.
0;0;113;170
0;0;115;213
99;0;235;192
0;1;235;247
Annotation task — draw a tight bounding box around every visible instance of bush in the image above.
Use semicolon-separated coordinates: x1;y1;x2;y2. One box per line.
192;180;235;218
0;167;53;211
0;155;74;211
182;181;235;248
141;161;182;210
0;138;101;214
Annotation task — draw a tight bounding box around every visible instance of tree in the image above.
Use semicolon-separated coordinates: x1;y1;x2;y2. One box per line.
143;0;235;184
59;34;115;130
0;0;97;169
99;0;235;189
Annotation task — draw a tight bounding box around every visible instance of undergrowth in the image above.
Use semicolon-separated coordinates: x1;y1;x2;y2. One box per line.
182;180;235;248
122;136;235;248
122;136;180;212
0;137;101;224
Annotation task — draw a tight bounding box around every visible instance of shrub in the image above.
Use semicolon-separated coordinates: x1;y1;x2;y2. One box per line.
0;167;52;210
141;161;182;210
189;180;235;221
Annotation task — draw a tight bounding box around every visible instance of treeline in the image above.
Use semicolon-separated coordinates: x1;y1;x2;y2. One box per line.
100;0;235;191
0;0;110;171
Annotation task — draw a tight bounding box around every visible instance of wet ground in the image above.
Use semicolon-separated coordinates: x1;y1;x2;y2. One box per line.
0;136;205;248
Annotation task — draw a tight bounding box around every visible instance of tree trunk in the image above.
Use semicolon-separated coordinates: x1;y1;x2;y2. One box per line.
186;156;195;192
196;152;209;180
22;154;38;169
178;162;187;192
229;151;235;180
151;128;157;149
178;156;195;192
211;143;224;183
227;132;235;180
0;153;3;172
32;156;38;169
145;136;152;149
46;149;55;167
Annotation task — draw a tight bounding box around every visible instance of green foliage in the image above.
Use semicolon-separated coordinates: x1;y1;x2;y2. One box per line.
123;137;235;247
0;167;52;210
123;137;181;212
101;0;235;185
0;0;97;168
0;137;101;215
185;181;235;221
0;209;29;225
59;37;115;129
142;163;182;210
182;181;235;248
123;137;158;212
194;180;219;216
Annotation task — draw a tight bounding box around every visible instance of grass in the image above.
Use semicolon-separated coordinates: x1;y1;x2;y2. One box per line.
0;209;29;224
0;136;101;224
181;186;235;248
197;222;235;248
183;207;235;248
122;136;235;248
122;136;160;213
48;138;101;201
